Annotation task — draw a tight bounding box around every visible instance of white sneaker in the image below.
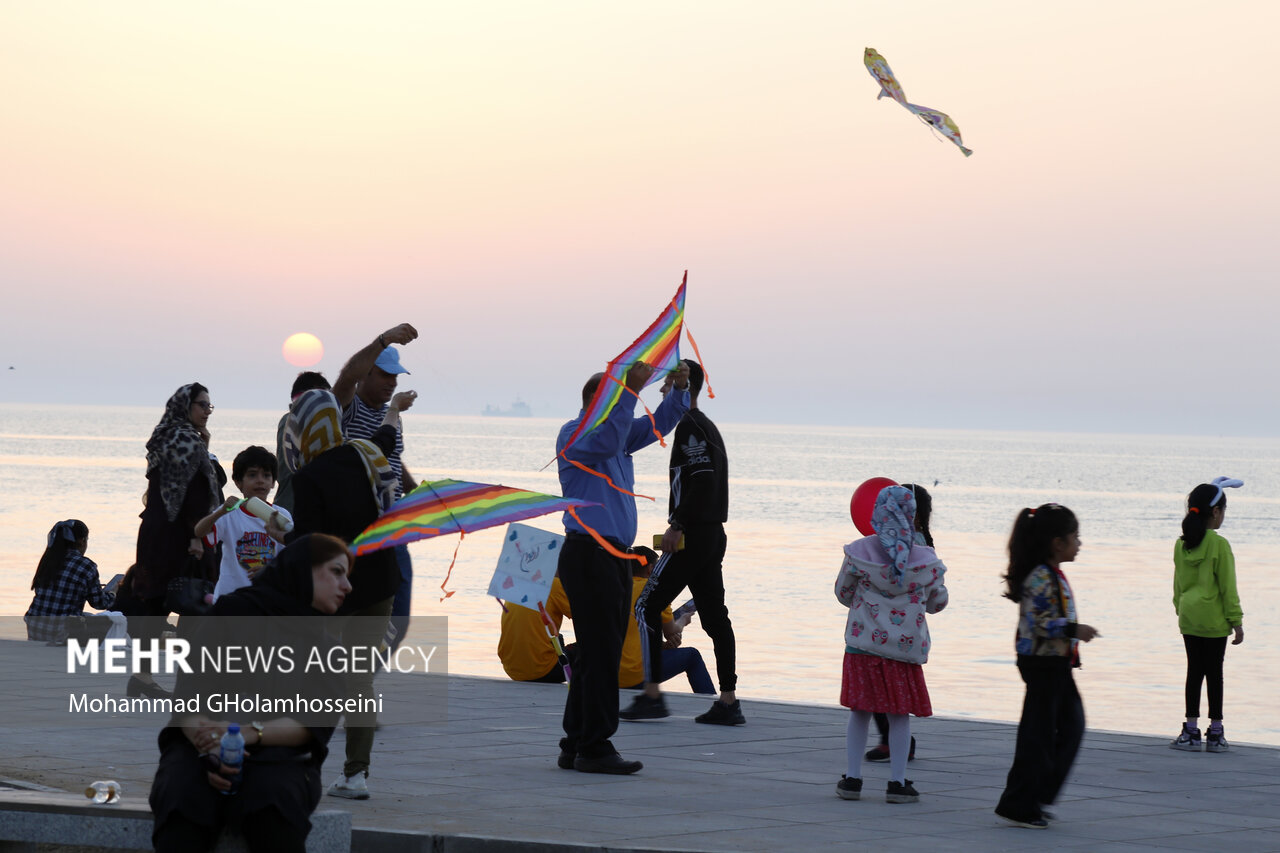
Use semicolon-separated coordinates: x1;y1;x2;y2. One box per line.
327;773;370;799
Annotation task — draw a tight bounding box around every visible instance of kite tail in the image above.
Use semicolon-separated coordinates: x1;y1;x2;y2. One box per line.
683;323;715;399
566;506;649;568
439;531;464;601
561;455;655;502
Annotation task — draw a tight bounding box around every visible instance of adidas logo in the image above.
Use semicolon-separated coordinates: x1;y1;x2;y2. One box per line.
682;434;710;464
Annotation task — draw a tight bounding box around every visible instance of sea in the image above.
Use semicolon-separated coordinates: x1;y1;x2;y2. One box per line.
2;403;1277;745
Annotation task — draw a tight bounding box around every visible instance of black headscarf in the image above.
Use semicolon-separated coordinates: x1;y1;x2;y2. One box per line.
173;537;345;729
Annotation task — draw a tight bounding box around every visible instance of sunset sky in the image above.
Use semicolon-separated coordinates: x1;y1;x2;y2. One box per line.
2;2;1277;434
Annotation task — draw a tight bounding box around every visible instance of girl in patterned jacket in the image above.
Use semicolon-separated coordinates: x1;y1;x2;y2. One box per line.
833;485;948;804
994;503;1100;830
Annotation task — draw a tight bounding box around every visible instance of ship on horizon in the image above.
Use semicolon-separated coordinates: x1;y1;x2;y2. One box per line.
481;397;532;418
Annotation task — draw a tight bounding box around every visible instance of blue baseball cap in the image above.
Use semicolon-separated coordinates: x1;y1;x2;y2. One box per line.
374;346;410;375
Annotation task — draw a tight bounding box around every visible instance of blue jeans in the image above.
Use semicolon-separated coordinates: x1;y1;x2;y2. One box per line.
624;647;714;694
659;647;715;695
389;545;412;651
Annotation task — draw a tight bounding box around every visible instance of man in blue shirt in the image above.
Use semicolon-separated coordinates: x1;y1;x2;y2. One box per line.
555;360;689;774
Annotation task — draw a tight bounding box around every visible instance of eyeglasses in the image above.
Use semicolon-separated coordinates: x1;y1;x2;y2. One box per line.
194;401;214;411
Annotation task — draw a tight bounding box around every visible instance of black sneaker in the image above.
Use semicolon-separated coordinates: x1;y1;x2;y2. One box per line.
619;694;669;721
1206;725;1229;753
557;749;575;770
835;775;862;800
996;808;1049;829
885;779;919;803
1171;723;1202;752
695;699;745;726
573;753;642;774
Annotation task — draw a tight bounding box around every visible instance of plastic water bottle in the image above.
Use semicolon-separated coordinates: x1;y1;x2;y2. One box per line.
219;725;244;795
241;497;294;532
84;780;121;804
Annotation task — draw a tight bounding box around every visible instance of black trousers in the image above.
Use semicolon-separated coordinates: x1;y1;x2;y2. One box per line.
1183;634;1229;720
153;807;305;853
557;536;630;759
996;657;1085;821
636;523;736;693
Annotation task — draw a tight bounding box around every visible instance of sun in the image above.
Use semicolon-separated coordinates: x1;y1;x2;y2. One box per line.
282;332;324;367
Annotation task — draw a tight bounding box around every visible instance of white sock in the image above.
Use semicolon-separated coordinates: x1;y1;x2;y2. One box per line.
846;710;871;778
887;713;910;783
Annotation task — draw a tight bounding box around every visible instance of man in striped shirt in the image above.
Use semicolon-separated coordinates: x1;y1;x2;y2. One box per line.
333;324;420;650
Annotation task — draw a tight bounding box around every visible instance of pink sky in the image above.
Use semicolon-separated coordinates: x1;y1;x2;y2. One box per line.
2;2;1277;433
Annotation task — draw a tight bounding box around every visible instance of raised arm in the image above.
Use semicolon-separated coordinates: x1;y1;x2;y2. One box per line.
625;362;689;453
332;324;419;408
194;496;240;540
560;362;654;463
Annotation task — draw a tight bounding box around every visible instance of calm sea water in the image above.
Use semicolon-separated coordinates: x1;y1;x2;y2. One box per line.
2;403;1277;744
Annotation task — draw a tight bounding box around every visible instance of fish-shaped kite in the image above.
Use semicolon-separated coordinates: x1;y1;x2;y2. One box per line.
864;48;972;157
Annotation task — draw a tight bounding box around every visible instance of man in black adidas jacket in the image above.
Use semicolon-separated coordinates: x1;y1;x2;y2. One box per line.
621;359;743;726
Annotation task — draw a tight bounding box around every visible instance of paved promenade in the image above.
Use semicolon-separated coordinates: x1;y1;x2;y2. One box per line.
2;638;1279;852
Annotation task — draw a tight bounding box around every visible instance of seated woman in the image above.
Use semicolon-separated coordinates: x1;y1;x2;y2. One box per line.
149;534;351;853
24;520;114;643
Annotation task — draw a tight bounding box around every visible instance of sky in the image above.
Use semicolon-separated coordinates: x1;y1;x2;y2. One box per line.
2;1;1277;434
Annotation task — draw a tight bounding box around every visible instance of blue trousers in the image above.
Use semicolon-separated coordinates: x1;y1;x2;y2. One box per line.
388;545;412;651
625;647;715;694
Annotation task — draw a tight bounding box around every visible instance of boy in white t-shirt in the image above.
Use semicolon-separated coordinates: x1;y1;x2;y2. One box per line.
194;445;291;600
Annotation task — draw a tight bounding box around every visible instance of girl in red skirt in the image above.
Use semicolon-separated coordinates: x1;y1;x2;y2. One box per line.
834;484;948;803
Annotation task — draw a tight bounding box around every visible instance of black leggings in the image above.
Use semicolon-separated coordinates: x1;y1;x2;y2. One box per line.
1183;634;1229;720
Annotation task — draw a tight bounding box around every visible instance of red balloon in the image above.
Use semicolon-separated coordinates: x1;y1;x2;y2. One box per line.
850;477;898;536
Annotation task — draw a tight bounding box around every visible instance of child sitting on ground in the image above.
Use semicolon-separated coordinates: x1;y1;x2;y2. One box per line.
194;446;291;600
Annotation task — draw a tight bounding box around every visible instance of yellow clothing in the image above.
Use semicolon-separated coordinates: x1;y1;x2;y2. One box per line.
619;578;673;688
497;577;570;681
496;576;671;686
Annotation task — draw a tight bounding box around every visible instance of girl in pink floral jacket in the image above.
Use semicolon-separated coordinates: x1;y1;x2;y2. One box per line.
833;485;948;804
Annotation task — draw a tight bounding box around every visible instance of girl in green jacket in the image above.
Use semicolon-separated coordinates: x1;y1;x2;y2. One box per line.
1171;478;1245;753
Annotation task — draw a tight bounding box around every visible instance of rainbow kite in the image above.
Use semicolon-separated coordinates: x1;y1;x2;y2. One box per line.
560;272;687;457
864;47;972;157
351;479;599;599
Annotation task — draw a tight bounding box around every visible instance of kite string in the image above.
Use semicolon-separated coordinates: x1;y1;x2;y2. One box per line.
566;506;648;567
606;373;665;447
682;323;715;399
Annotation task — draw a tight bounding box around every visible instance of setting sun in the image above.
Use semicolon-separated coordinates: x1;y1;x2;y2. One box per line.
282;332;324;367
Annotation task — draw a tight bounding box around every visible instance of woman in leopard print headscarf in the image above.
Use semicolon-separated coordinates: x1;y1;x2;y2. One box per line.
126;384;223;696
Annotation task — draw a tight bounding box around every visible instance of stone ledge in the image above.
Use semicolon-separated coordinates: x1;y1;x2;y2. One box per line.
0;792;349;853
